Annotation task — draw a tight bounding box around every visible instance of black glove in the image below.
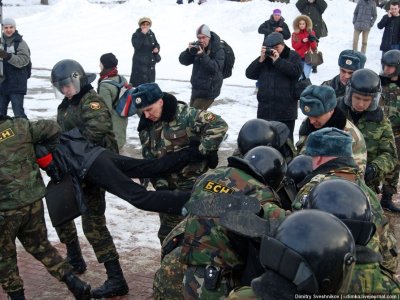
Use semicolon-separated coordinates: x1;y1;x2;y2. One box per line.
185;140;204;163
206;151;219;169
35;144;62;183
0;49;11;60
308;35;317;42
364;164;377;182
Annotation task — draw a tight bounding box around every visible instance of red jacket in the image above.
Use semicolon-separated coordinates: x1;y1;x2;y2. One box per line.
291;29;317;59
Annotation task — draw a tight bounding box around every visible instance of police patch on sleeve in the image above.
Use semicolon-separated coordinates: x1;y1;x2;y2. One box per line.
204;112;216;122
0;128;15;143
90;102;101;110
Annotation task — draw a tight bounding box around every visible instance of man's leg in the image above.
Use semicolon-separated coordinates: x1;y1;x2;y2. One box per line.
0;93;10;116
190;96;214;110
360;30;370;54
352;29;361;52
9;94;27;118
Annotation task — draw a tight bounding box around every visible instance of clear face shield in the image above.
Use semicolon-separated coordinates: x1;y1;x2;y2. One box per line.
52;73;81;99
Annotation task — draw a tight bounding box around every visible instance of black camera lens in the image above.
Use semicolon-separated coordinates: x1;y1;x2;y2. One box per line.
265;47;274;56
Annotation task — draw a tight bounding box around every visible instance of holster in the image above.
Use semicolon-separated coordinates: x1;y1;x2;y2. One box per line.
204;265;220;291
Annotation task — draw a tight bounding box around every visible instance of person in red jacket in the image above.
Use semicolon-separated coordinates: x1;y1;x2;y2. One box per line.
291;15;318;78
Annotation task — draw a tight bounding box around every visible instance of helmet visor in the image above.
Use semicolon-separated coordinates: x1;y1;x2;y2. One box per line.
52;75;81;98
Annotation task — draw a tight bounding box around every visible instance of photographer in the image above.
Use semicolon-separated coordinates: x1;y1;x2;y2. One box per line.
258;8;291;43
179;24;225;110
246;32;302;141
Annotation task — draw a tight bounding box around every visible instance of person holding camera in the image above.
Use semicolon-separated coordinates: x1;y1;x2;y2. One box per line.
246;32;302;141
258;8;291;43
378;1;400;56
129;17;161;87
179;24;225;110
291;15;318;78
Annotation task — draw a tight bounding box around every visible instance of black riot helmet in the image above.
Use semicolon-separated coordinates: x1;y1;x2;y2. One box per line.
381;49;400;78
252;210;356;297
237;119;281;155
304;179;376;246
243;146;287;189
286;154;313;186
51;59;96;96
344;68;381;111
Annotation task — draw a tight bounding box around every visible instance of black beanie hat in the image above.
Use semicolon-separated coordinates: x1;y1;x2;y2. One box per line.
100;53;118;69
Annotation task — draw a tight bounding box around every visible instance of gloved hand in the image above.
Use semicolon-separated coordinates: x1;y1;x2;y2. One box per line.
185;140;205;163
206;151;219;169
308;35;317;42
35;144;62;183
0;49;11;60
364;164;377;182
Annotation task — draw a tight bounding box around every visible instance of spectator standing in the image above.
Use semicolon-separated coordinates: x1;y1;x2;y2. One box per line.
246;32;302;141
296;0;328;73
0;18;30;118
129;17;161;87
291;15;318;78
179;24;225;110
378;1;400;55
258;8;291;43
98;53;128;151
353;0;377;54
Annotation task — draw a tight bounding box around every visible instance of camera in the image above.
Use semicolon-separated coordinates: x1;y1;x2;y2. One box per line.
189;41;201;55
308;35;317;42
265;47;274;56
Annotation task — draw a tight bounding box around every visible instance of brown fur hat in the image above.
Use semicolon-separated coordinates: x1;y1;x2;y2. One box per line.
293;15;313;33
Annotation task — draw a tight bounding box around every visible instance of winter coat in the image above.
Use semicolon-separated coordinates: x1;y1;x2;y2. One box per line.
129;28;161;87
353;0;377;31
98;74;128;150
1;30;30;95
296;0;328;38
377;14;400;51
291;15;318;59
245;45;302;121
179;31;225;100
321;74;346;98
258;15;291;42
0;116;60;211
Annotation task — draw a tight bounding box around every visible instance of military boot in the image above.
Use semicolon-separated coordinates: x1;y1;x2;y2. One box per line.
7;289;26;300
66;239;87;274
91;259;129;299
381;193;400;213
62;273;91;300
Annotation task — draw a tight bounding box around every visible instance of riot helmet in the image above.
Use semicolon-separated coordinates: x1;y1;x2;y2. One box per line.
304;179;376;246
381;49;400;78
286;155;313;186
243;146;287;189
252;210;356;297
237;119;281;155
344;68;381;111
51;59;96;97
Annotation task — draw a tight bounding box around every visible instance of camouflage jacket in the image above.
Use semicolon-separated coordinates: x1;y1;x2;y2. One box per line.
380;76;400;135
0;117;60;211
57;85;118;153
321;74;346;98
337;98;397;181
350;246;400;293
296;108;367;175
138;93;228;190
181;165;288;269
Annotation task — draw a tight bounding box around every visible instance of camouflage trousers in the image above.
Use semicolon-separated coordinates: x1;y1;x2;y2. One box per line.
0;200;71;293
158;213;185;245
382;135;400;195
153;246;186;300
55;181;118;263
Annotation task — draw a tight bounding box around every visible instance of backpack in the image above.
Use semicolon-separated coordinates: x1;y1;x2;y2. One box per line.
100;77;137;117
14;40;32;79
220;40;235;79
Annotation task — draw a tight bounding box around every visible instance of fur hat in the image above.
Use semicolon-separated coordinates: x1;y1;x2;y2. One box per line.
338;50;366;71
300;85;337;117
133;83;164;109
100;53;118;69
138;17;152;27
196;24;211;38
305;127;353;157
265;32;284;47
3;18;16;27
293;15;313;33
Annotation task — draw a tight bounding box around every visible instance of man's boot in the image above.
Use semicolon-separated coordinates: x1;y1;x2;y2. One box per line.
62;273;91;300
381;193;400;213
7;289;26;300
312;65;318;73
66;239;87;274
91;259;129;299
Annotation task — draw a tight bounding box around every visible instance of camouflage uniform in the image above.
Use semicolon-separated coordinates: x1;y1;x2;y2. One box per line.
138;95;228;244
0;117;72;293
380;79;400;196
293;157;399;274
55;87;120;264
321;75;347;98
337;98;397;192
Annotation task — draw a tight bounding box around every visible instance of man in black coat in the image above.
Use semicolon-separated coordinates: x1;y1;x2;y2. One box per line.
258;8;291;44
179;24;225;110
377;1;400;55
246;32;302;141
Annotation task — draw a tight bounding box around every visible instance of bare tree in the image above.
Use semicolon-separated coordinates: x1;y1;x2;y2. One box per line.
41;0;49;4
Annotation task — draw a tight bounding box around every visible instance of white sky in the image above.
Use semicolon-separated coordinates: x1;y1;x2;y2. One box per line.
5;0;388;250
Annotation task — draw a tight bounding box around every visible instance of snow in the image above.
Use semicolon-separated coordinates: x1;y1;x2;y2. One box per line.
4;0;387;250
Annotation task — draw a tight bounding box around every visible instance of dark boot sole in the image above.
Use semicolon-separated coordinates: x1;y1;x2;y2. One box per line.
91;285;129;299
